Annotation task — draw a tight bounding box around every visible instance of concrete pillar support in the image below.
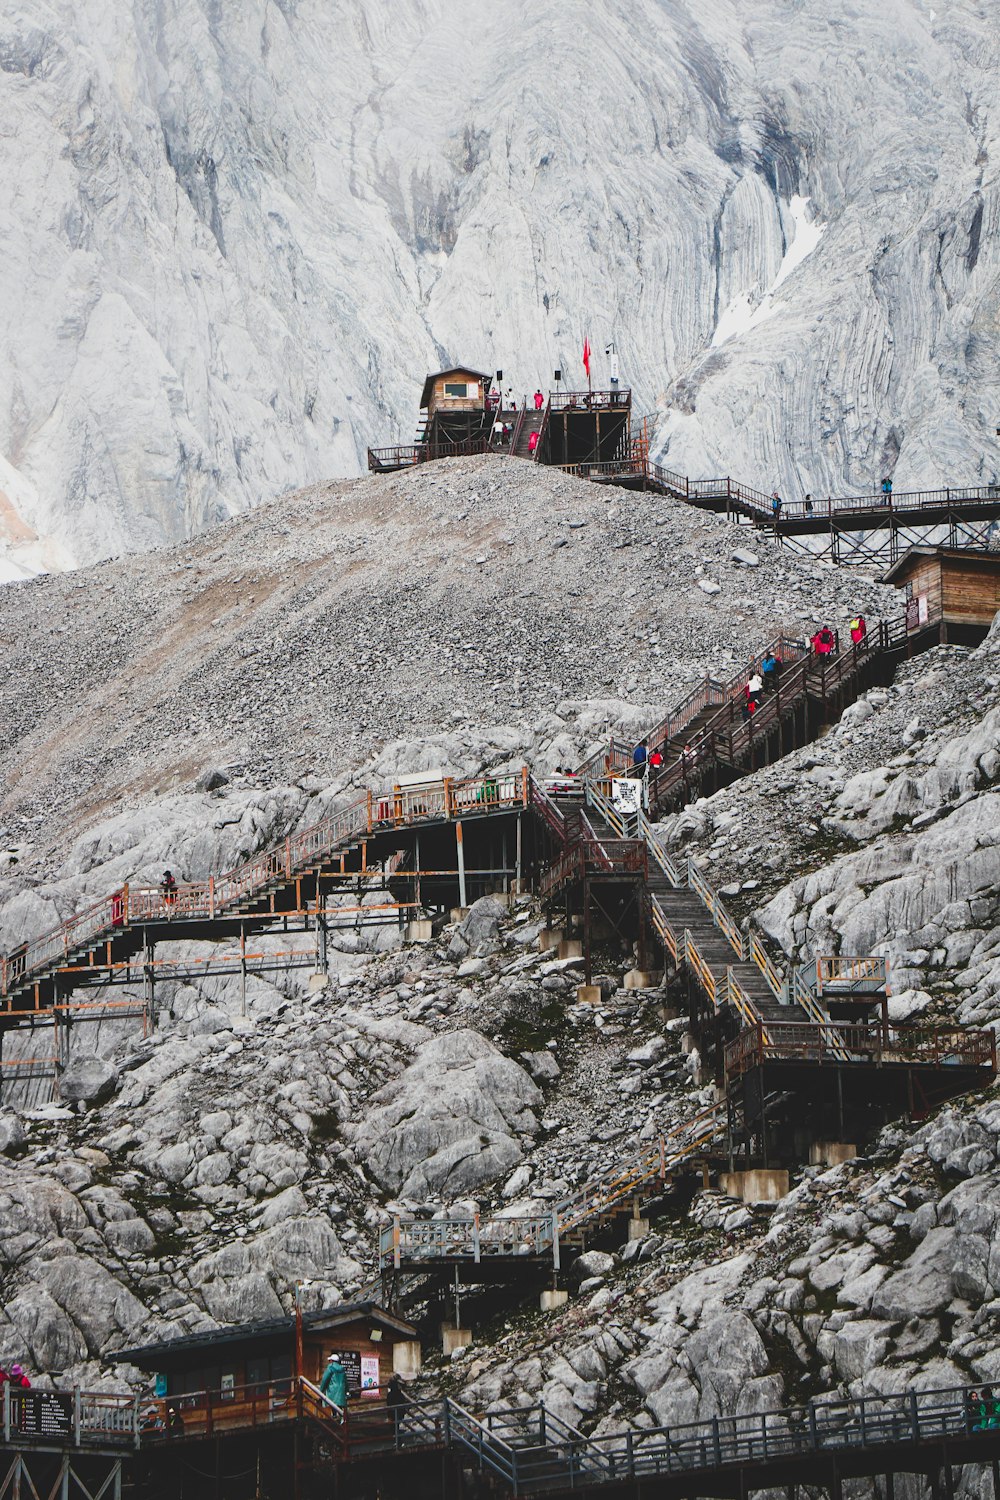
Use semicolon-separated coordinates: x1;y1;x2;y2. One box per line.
540;1289;569;1313
719;1169;790;1203
393;1341;423;1377
575;984;602;1005
441;1324;474;1356
624;968;658;991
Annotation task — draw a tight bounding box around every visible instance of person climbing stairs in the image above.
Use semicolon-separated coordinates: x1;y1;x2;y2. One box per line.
512;407;546;458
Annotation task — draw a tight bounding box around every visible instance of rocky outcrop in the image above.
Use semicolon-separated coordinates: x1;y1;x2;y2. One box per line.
349;1029;542;1200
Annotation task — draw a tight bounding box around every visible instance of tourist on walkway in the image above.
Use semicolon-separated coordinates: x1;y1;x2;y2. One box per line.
811;626;835;656
771;492;782;520
804;494;813;515
161;870;178;907
741;696;758;723
649;747;664;772
8;1365;30;1389
387;1375;410;1429
880;476;893;502
761;651;781;688
747;671;763;699
632;741;648;773
850;614;867;645
533;390;544;411
528;430;540;454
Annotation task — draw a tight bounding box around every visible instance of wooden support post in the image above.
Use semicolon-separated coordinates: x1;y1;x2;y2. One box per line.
240;925;247;1019
455;821;467;910
516;812;523;894
415;832;421;907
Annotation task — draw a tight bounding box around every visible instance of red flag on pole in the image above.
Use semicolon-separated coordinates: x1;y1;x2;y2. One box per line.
582;337;591;380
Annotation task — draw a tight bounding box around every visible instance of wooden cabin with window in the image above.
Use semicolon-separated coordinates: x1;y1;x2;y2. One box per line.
418;366;495;455
881;544;1000;645
119;1301;420;1437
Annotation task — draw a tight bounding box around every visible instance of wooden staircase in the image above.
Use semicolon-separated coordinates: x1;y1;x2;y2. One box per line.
512;407;546;458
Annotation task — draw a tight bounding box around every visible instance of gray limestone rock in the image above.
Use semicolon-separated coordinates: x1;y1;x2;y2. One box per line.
59;1056;119;1106
348;1029;541;1197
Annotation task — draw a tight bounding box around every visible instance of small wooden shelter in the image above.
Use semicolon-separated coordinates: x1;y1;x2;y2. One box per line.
119;1301;419;1407
881;544;1000;644
419;366;492;419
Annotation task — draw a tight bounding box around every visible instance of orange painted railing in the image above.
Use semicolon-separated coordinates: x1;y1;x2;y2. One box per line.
1;771;531;999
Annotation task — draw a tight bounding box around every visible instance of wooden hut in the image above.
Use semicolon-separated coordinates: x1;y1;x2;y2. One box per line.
880;544;1000;644
417;366;495;455
119;1301;420;1416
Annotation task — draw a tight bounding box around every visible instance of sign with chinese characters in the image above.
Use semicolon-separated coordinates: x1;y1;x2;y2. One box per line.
12;1392;74;1439
361;1355;380;1394
336;1351;362;1395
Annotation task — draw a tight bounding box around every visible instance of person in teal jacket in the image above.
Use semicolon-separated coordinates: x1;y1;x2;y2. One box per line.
320;1354;347;1413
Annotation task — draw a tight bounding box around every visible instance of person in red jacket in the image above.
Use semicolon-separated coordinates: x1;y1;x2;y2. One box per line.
811;626;835;656
528;430;540;454
8;1365;30;1389
850;614;867;645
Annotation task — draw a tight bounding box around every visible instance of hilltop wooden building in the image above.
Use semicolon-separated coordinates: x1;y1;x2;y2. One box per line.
881;544;1000;644
416;366;495;455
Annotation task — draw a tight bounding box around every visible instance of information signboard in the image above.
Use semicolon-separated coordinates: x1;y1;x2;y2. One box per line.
12;1391;75;1440
338;1351;362;1396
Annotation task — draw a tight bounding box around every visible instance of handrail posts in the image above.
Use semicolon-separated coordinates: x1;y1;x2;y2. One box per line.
711;1416;722;1466
74;1387;81;1446
132;1393;140;1449
909;1389;920;1441
443;778;453;818
284;837;292;879
208;876;215;920
473;1211;481;1264
809;1403;818;1448
367;789;373;833
521;766;529;807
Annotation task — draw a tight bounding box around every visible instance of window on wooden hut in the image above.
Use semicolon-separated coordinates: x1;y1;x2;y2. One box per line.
443;382;470;397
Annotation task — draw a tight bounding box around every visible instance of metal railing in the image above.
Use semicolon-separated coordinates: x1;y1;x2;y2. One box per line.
1;770;531;1000
643;465;999;523
23;1382;999;1487
3;1385;139;1448
816;955;888;994
450;1383;995;1493
726;1020;996;1079
546;389;632;410
380;1214;558;1271
367;436;494;471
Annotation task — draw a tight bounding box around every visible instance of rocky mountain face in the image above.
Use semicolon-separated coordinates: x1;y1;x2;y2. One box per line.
1;0;998;576
0;459;998;1500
